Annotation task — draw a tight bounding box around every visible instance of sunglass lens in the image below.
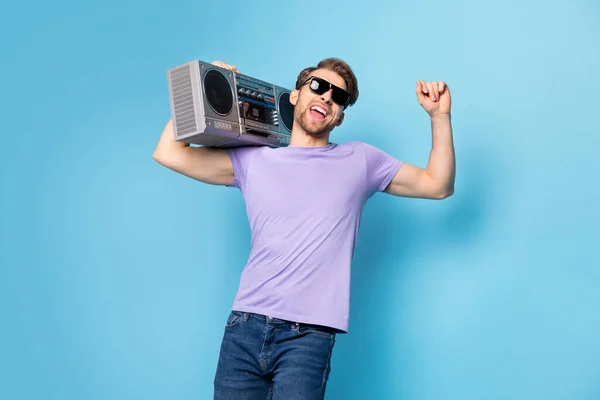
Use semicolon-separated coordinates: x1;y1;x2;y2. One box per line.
309;78;326;94
332;89;349;107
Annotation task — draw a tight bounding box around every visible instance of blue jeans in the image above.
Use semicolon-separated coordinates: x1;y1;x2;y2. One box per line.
213;311;338;399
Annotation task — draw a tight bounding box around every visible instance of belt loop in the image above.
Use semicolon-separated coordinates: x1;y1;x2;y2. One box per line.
243;312;249;322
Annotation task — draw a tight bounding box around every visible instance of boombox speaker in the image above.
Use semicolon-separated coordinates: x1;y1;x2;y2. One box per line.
167;60;294;148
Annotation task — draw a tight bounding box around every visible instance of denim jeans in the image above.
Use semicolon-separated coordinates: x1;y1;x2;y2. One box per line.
213;311;338;399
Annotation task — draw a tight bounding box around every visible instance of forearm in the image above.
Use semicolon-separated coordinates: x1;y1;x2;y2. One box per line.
425;113;455;195
153;118;189;161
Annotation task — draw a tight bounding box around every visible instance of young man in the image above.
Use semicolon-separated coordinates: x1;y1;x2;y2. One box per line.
153;58;455;399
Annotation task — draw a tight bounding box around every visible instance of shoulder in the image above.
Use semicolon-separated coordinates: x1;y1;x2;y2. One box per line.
336;141;385;158
339;141;402;173
334;140;370;154
337;140;367;148
336;141;383;151
226;145;268;156
226;145;269;161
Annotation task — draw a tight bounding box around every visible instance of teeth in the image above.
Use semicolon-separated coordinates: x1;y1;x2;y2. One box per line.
311;105;327;116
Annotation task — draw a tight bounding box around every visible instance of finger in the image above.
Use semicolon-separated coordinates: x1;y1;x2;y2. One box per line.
420;80;429;94
426;82;436;101
438;81;446;94
212;61;238;72
416;81;427;102
434;82;441;101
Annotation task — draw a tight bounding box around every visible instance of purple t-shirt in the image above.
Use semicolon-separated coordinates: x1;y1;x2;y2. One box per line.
226;141;403;332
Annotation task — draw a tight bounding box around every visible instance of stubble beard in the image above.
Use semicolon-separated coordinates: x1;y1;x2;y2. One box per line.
294;103;334;138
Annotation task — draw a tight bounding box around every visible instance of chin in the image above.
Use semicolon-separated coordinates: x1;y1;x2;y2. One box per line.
303;123;333;138
299;116;334;137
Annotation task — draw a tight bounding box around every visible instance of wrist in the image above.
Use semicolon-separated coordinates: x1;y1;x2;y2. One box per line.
430;112;451;121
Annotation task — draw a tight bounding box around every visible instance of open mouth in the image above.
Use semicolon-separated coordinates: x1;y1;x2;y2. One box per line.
309;105;328;122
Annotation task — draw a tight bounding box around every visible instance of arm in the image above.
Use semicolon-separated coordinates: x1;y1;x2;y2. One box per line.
385;81;455;200
152;118;234;186
153;61;241;186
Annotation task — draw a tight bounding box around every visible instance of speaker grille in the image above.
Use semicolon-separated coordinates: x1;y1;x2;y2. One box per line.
204;69;233;115
278;92;294;132
170;64;197;136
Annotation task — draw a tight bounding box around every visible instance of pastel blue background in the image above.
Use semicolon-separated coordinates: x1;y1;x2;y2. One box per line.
1;0;598;399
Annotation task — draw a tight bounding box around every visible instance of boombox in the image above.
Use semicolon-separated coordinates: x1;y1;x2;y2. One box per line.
166;60;294;148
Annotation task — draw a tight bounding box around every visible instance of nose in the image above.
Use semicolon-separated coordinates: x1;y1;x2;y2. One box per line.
320;89;333;104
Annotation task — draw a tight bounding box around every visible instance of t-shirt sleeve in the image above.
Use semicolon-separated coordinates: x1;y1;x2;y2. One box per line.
359;142;404;195
226;146;262;192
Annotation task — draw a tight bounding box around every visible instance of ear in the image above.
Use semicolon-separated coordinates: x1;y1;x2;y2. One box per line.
336;112;345;127
289;89;299;106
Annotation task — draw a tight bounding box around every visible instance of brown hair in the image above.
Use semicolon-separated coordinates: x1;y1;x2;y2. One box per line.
295;58;359;108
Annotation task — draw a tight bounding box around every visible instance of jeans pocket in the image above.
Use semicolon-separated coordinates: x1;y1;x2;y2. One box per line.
226;311;244;328
298;324;336;340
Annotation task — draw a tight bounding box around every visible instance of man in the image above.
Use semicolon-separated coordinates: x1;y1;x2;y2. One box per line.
153;58;455;399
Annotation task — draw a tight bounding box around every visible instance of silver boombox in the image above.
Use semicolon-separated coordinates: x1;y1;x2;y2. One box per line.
167;60;294;148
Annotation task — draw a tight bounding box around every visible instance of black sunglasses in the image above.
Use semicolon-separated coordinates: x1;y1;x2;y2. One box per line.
299;76;351;109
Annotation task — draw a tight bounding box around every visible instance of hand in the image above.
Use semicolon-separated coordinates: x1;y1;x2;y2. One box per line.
212;60;240;73
416;80;451;117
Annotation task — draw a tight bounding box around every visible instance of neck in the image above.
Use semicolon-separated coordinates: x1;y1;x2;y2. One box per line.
289;127;331;147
